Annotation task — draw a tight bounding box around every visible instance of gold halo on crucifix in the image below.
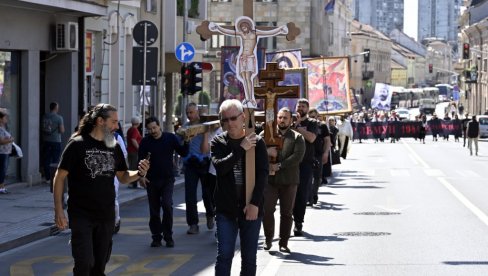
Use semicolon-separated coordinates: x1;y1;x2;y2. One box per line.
236;16;254;32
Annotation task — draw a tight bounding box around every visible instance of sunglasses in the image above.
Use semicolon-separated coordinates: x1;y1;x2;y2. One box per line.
220;113;242;123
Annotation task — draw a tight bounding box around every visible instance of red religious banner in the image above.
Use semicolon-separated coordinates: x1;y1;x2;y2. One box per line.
85;32;92;73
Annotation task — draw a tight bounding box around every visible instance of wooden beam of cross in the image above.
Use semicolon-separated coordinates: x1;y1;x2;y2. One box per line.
196;0;300;204
255;62;300;147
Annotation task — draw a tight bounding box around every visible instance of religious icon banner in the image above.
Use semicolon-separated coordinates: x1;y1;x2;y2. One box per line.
276;68;308;111
303;57;351;114
266;49;303;69
220;46;266;110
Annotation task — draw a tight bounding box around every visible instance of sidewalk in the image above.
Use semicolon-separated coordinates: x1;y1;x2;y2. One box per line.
0;175;185;253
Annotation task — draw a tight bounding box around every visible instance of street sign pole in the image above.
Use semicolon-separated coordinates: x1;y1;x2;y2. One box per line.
142;23;147;136
182;0;188;125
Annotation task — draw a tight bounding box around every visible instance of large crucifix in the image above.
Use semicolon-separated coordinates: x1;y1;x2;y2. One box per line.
255;62;300;147
196;0;300;204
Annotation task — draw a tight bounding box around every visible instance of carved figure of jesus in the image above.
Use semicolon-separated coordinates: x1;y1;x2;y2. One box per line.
208;16;288;108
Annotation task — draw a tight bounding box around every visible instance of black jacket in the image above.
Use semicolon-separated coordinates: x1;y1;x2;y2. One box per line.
211;132;269;219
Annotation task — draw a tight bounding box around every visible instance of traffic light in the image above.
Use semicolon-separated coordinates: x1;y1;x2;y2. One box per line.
188;63;202;95
463;43;470;59
364;49;370;63
181;64;192;95
428;64;433;73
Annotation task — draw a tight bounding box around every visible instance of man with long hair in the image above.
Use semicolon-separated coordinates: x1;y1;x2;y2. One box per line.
53;103;150;275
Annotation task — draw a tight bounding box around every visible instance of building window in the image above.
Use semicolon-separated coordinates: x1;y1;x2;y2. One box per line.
329;22;334;46
210;22;232;49
256;22;277;50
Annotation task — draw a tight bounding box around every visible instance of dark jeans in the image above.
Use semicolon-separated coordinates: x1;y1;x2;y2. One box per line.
0;154;9;184
69;216;114;276
42;141;61;180
184;164;214;226
293;162;313;228
263;183;297;247
310;158;323;203
215;213;262;276
147;177;175;242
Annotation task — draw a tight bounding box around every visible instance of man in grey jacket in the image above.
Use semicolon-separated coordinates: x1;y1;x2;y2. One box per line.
261;107;305;253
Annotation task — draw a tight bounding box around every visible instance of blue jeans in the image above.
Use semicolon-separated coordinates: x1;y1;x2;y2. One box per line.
184;163;214;226
42;141;61;180
215;213;262;276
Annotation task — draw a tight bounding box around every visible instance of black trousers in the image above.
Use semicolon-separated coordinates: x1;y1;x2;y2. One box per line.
69;216;114;276
293;162;313;228
147;177;175;242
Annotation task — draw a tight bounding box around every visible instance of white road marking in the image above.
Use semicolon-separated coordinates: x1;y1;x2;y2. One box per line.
438;177;488;227
456;170;480;178
424;169;444;177
390;169;410;176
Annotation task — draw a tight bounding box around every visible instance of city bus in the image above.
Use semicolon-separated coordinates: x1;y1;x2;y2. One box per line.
390;86;406;109
435;84;453;102
422;87;439;104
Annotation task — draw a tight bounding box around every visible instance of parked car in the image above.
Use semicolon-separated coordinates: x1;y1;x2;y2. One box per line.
394;108;410;121
478;115;488;138
419;99;436;115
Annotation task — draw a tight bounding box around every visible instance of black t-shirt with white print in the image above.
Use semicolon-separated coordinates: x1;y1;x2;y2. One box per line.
58;134;128;221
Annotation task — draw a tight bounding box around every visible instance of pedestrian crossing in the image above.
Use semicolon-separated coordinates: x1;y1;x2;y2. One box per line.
335;168;481;179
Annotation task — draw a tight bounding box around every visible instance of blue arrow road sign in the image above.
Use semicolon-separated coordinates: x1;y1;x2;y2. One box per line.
175;42;195;63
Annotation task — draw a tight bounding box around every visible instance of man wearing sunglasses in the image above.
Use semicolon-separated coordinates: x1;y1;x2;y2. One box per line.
211;99;269;276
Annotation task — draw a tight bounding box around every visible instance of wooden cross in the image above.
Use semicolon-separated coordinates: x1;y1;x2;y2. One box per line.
196;0;300;204
255;62;300;147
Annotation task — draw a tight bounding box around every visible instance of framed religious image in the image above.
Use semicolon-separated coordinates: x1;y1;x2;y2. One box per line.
277;68;308;111
219;46;266;110
266;49;303;69
303;57;352;114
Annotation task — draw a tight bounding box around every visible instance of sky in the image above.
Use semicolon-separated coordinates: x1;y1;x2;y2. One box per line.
403;0;418;41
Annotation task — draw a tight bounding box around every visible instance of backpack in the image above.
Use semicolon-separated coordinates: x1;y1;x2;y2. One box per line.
42;116;54;135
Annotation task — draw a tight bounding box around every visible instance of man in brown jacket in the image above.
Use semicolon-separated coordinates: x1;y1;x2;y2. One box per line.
261;107;305;253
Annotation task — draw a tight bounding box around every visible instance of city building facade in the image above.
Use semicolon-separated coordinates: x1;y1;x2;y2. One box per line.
352;0;404;36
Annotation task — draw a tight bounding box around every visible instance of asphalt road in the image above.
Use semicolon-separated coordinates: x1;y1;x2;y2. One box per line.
1;136;488;275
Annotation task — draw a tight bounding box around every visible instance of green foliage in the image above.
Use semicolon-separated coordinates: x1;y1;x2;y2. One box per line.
199;91;210;106
177;0;199;18
175;93;183;116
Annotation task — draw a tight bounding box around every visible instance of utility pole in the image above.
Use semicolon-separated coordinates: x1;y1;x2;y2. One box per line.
181;0;188;125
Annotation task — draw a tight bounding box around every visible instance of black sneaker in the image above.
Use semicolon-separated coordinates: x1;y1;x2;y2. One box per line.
165;238;175;248
150;240;162;247
263;240;272;250
279;245;291;253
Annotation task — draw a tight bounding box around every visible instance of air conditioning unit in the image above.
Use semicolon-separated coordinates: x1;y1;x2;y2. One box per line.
56;22;79;51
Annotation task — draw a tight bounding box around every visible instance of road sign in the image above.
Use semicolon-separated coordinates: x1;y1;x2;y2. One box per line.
175;42;195;63
133;20;158;46
132;47;158;85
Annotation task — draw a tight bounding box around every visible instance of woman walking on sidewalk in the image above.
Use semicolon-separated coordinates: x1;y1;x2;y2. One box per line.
0;108;13;194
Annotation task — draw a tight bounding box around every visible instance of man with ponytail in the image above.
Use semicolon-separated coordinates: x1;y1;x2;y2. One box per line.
53;103;150;275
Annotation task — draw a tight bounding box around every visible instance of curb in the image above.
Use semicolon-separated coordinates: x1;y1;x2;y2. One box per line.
0;177;185;254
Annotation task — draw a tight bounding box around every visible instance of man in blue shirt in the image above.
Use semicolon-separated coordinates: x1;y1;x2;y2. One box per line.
183;103;215;235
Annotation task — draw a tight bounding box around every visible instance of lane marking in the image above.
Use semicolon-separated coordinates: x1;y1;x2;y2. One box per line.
424;169;444;177
456;170;480;178
402;141;430;169
403;141;488;227
437;177;488;227
390;169;410;177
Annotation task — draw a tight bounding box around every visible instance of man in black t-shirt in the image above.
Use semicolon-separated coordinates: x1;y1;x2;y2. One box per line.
308;109;331;205
53;104;150;275
293;99;318;236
